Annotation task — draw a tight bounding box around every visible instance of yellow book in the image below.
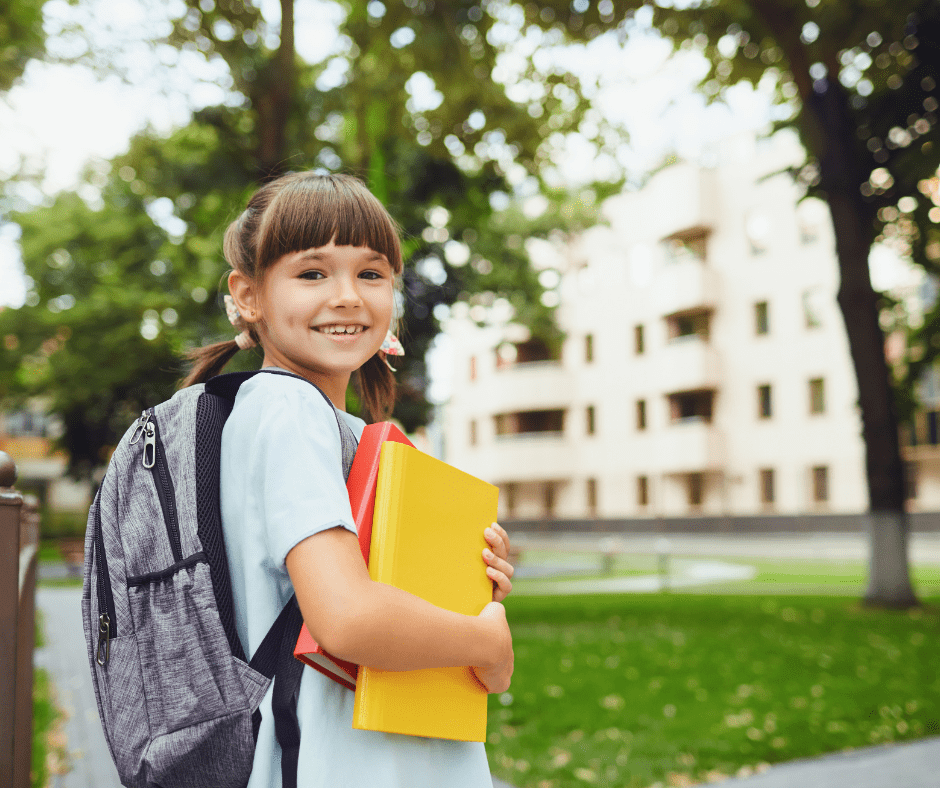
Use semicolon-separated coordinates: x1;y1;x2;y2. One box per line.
352;442;498;741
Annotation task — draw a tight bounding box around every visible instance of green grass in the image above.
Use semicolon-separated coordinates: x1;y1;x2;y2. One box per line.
32;612;67;788
487;593;940;788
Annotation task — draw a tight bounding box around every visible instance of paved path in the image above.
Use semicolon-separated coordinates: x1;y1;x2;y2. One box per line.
722;736;940;787
35;586;122;788
516;558;757;595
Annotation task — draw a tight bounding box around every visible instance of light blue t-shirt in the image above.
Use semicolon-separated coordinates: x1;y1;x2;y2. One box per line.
220;371;492;788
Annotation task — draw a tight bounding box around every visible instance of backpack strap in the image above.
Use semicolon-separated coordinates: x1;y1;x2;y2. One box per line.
205;368;360;786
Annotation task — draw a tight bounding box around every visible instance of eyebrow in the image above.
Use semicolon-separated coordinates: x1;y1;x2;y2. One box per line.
297;249;389;263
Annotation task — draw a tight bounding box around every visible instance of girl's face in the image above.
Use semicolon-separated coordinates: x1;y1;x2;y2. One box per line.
232;240;395;400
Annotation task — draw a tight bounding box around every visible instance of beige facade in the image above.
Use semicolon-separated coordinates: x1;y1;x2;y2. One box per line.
443;133;873;520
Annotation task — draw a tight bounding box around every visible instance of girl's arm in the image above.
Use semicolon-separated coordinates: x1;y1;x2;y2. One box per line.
286;526;514;693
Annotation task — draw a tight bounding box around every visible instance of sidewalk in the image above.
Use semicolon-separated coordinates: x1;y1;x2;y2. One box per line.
35;586;122;788
720;736;940;787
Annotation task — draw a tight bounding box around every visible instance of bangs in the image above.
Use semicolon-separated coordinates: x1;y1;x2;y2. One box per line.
256;173;402;273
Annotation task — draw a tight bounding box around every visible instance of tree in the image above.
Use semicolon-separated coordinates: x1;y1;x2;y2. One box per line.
1;0;603;477
0;0;47;91
521;0;940;607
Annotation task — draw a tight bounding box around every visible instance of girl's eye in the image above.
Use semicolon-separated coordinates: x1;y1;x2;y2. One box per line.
359;270;384;280
299;270;325;280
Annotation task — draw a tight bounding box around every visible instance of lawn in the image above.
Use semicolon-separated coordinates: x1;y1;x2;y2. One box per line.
487;593;940;788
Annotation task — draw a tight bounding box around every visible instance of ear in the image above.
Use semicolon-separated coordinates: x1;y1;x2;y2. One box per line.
228;270;262;324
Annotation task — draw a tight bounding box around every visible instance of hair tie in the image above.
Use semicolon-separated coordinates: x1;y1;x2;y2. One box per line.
380;330;404;371
224;295;257;350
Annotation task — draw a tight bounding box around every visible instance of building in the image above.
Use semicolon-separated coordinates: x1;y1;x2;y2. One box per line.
0;405;90;512
443;132;872;520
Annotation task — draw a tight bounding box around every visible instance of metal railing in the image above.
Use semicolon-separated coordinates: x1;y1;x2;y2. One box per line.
1;451;38;788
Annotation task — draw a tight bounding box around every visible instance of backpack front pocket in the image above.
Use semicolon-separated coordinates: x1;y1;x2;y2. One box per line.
127;559;250;735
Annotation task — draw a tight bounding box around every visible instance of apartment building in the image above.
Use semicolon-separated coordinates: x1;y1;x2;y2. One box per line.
443;133;872;520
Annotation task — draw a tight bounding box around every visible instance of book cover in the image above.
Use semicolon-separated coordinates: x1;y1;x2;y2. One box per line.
293;423;415;688
352;442;498;742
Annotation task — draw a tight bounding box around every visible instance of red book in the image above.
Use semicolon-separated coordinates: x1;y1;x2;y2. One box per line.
293;422;415;689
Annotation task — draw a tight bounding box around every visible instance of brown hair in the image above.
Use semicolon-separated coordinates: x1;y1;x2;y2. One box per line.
182;172;403;421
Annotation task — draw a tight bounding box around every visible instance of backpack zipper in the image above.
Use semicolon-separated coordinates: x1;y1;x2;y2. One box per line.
93;489;117;665
142;409;184;563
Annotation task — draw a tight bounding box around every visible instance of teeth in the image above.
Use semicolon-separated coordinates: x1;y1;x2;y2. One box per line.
319;325;364;335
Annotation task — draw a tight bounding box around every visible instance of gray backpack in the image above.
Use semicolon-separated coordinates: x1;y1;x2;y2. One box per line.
82;370;357;788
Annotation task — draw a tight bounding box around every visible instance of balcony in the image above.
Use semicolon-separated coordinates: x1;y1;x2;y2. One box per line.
654;259;719;317
653;420;724;473
655;338;721;394
478;361;572;412
456;432;576;483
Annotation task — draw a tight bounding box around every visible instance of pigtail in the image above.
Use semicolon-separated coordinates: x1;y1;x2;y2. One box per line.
355;354;397;422
180;339;243;388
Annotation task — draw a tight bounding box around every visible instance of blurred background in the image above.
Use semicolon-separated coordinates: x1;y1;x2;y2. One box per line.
1;2;939;788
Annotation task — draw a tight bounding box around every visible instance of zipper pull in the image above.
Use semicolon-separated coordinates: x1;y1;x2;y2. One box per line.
129;411;151;445
142;422;156;469
96;613;111;666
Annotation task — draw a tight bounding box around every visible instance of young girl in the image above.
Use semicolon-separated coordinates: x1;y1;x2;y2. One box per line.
183;172;515;787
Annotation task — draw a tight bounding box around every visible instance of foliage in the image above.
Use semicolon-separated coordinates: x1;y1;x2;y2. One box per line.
0;0;47;92
0;0;610;472
489;592;940;788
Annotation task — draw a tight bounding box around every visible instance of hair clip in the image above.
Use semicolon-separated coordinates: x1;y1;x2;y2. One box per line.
379;330;404;371
223;295;257;350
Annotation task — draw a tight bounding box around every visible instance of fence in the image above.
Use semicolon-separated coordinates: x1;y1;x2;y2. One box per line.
1;451;39;788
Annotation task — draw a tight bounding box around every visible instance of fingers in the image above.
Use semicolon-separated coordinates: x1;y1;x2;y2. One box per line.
484;522;514;602
484;522;511;560
486;563;513;602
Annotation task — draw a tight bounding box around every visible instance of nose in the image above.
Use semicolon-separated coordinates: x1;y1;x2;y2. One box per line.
330;273;364;308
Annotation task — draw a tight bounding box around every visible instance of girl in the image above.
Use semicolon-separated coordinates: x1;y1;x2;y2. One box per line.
183;172;515;788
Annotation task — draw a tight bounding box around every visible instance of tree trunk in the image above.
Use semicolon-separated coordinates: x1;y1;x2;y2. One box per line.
806;83;918;607
253;0;295;180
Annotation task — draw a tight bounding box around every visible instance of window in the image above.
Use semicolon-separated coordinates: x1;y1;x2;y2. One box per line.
469;420;477;446
687;472;704;508
585;334;594;363
760;468;775;506
637;475;649;507
803;288;824;328
634;324;645;355
469;355;477;380
905;462;917;501
666;309;711;342
663;229;708;263
745;210;771;254
586;405;596;435
636;399;647;431
495;409;565;436
809;378;825;415
543;482;556;518
504;483;517;519
812;466;829;503
755;301;769;335
758;384;773;419
587;478;598;515
928;410;940;444
668;390;714;423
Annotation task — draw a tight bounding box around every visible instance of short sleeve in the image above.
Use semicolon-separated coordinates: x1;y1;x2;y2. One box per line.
251;383;358;567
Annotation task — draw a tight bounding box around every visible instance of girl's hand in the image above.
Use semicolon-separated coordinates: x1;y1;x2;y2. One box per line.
483;522;514;603
472;602;514;693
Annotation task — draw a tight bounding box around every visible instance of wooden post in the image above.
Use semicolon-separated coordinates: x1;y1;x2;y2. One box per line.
0;451;24;786
15;494;38;788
